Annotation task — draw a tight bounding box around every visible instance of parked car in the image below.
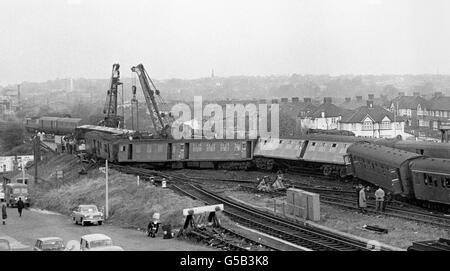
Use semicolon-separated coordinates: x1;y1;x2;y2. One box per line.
79;234;123;251
71;205;104;226
0;238;11;251
33;237;66;251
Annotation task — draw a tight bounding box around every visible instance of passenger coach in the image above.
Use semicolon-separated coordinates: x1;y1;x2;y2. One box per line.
347;142;422;197
85;132;255;169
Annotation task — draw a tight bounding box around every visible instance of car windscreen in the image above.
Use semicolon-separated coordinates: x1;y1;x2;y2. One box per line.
0;241;10;251
12;188;27;194
90;239;112;248
81;206;98;213
42;240;65;250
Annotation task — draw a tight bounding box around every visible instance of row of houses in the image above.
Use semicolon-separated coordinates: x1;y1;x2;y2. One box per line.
295;96;409;139
294;92;450;139
388;92;450;138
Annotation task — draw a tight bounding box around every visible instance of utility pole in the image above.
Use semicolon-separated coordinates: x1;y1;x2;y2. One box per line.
33;136;40;184
105;159;109;219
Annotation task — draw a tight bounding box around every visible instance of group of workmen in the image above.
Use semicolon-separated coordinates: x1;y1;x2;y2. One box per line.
356;184;392;214
61;136;77;154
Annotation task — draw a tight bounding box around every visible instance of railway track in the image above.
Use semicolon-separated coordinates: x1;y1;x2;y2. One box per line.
111;165;381;251
186;226;280;251
237;184;450;229
111;164;450;229
171;182;377;251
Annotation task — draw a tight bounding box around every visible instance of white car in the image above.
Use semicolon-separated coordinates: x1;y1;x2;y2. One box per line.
80;234;124;251
71;205;104;226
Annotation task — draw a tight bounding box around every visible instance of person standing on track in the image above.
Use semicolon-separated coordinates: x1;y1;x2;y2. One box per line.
17;198;25;217
359;186;367;214
375;187;385;212
355;184;362;208
2;201;7;225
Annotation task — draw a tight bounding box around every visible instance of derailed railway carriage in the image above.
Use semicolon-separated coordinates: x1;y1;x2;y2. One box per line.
347;142;450;210
85;131;255;169
347;142;422;196
253;134;365;177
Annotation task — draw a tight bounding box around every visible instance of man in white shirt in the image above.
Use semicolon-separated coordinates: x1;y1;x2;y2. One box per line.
375;187;385;212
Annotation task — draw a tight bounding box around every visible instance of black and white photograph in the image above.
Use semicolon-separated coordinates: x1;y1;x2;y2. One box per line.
0;0;449;260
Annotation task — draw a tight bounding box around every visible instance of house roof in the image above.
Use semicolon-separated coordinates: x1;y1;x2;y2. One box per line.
278;102;317;119
428;96;450;111
340;105;402;123
390;96;429;110
306;102;348;118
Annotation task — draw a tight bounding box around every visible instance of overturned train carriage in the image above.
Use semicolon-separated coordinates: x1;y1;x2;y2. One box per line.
85;132;255;170
253;134;364;177
347;142;423;197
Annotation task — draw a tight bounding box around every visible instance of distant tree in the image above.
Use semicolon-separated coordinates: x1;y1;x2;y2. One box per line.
0;122;25;152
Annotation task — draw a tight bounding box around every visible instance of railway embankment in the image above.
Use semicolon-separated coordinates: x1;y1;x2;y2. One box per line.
30;154;205;229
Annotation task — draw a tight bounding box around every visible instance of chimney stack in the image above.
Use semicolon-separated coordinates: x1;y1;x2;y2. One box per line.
281;97;288;103
413;92;420;97
304;97;312;103
367;100;374;108
356;96;363;102
292;97;299;103
323;97;332;104
368;94;374;100
345;97;351;102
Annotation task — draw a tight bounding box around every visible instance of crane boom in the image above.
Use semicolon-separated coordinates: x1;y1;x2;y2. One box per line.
101;63;123;128
131;64;171;137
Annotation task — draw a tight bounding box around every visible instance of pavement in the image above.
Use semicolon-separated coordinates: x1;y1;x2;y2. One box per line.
0;207;213;251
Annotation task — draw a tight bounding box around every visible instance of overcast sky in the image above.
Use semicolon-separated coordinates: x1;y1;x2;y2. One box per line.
1;0;450;85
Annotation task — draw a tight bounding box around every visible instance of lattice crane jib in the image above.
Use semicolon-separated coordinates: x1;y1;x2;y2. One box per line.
102;63;123;128
131;64;171;138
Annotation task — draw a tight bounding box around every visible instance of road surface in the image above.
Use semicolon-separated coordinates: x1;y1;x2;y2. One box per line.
0;208;213;251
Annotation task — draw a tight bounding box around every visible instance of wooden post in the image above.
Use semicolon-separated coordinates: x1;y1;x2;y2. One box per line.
283;202;286;217
137;175;140;186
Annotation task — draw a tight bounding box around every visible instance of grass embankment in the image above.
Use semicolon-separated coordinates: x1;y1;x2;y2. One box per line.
31;154;206;229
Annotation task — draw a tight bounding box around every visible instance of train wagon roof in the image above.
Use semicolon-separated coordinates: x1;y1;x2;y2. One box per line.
393;140;450;150
6;183;28;188
258;134;369;143
39;116;59;121
77;125;135;135
57;117;82;123
410;158;450;175
304;134;370;143
347;142;423;167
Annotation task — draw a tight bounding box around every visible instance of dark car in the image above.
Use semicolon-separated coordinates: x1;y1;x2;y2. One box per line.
33;237;66;251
